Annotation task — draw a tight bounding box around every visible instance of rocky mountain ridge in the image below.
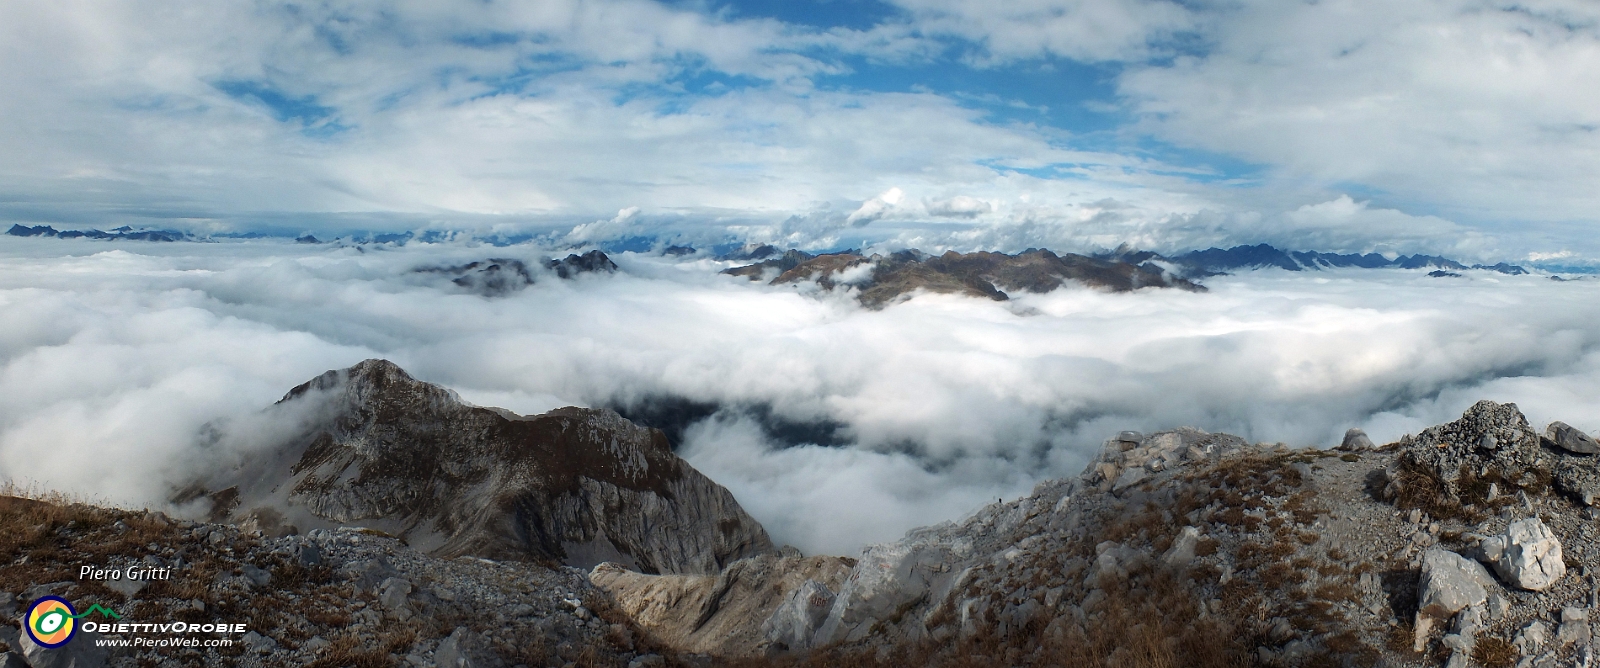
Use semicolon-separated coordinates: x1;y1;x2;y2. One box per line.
413;251;618;297
1101;243;1530;277
722;248;1203;307
5;224;186;242
12;358;1600;667
179;359;775;576
595;401;1600;668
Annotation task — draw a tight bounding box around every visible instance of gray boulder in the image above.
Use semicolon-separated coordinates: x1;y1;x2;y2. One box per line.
1160;526;1202;569
378;577;414;619
1418;548;1493;616
1340;428;1375;451
1479;518;1565;591
1;653;28;668
1547;421;1600;455
1414;548;1494;651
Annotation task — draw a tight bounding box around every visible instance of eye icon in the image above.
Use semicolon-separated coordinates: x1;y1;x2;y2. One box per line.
25;596;77;648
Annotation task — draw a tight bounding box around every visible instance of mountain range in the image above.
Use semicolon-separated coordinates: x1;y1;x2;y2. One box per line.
1099;243;1529;277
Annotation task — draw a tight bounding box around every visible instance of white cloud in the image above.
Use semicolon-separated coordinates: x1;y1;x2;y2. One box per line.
888;0;1195;63
925;195;993;218
1119;0;1600;224
5;239;1600;553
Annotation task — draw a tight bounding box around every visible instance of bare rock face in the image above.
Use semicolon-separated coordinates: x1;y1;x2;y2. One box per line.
183;359;775;575
1478;518;1566;591
762;579;837;652
589;555;854;657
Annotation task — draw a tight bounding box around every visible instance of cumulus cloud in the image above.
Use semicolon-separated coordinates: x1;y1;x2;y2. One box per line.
4;239;1600;554
887;0;1195;63
925;195;994;219
1118;0;1600;224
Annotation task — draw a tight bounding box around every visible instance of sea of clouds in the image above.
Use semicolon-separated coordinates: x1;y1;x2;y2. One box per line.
3;237;1600;555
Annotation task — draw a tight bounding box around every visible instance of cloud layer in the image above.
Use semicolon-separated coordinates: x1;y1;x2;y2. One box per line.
4;238;1600;554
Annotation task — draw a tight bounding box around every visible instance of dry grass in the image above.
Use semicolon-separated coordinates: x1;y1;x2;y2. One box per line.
1472;636;1517;668
303;629;417;668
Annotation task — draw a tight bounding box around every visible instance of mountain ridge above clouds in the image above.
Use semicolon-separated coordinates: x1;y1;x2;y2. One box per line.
175;359;776;576
1098;242;1531;278
721;247;1206;308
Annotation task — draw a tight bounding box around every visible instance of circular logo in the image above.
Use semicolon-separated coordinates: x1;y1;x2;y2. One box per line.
25;596;77;648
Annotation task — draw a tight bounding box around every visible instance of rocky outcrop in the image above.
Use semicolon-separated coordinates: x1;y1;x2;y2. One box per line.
181;359;775;575
1378;400;1547;517
723;248;1203;307
588;555;853;656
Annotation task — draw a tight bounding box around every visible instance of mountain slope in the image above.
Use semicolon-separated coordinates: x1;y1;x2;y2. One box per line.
180;359;776;575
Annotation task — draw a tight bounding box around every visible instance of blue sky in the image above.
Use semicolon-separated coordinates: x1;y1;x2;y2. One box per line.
2;0;1599;261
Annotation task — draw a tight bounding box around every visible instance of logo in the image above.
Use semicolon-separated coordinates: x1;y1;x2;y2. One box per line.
23;597;121;649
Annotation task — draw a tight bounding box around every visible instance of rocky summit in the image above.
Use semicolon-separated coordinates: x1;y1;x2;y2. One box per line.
178;359;775;575
723;248;1203;308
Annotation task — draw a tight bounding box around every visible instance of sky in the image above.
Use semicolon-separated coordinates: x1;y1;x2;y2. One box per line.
2;0;1599;261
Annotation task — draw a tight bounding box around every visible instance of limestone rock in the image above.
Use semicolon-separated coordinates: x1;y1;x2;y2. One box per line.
378;577;413;619
590;555;853;657
1160;526;1202;569
435;626;487;668
1548;421;1600;455
1418;549;1494;617
1340;428;1375;451
1516;620;1549;656
182;359;776;575
1479;518;1565;591
761;579;836;652
1559;607;1591;647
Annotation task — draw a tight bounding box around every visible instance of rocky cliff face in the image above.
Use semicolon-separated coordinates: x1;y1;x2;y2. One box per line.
181;359;775;575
